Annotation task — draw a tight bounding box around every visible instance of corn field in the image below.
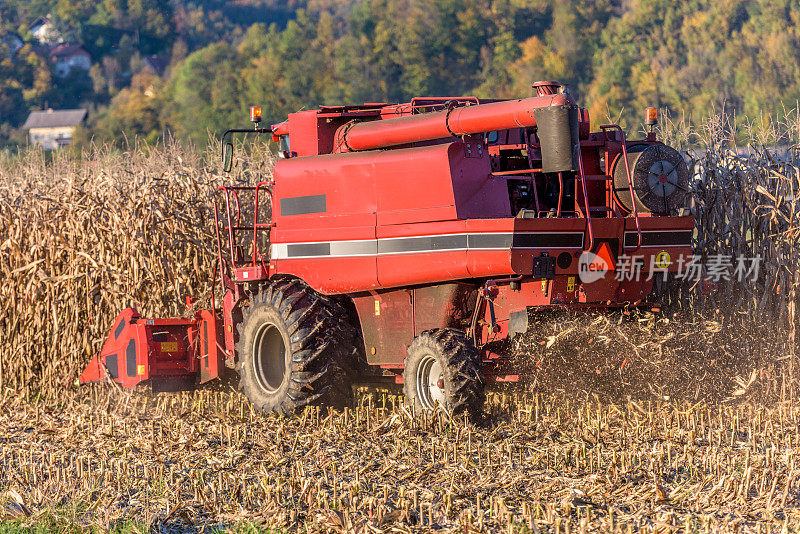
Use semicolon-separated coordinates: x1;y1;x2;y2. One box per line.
663;110;800;323
0;114;800;531
0;139;272;398
661;110;800;398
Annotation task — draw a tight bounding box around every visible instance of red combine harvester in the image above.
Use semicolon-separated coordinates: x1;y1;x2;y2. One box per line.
81;81;692;418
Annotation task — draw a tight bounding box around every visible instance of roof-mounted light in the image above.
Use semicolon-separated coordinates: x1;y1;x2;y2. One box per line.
250;106;262;124
645;107;658;126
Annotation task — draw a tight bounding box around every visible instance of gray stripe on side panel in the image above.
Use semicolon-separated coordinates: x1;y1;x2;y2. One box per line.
287;242;330;257
272;240;374;259
330;240;378;256
280;194;326;216
271;231;586;259
513;232;584;249
624;230;692;248
468;233;513;249
378;234;468;254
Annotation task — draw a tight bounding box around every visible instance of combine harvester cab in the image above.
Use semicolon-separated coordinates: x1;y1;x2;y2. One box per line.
81;81;693;419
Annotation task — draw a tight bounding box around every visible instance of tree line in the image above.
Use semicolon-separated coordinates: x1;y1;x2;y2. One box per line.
1;0;799;148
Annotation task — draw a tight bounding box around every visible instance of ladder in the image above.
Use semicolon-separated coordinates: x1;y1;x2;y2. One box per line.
576;124;642;250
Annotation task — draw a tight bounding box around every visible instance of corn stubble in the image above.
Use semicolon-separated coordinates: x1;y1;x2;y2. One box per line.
1;113;800;531
3;389;800;532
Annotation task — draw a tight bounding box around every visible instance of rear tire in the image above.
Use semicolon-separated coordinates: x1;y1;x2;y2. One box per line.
403;329;485;420
236;279;356;414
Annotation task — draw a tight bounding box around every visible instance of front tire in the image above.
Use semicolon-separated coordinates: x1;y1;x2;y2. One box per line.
236;279;355;414
403;329;485;420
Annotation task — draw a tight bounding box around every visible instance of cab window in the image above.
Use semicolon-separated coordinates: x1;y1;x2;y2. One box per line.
278;135;291;158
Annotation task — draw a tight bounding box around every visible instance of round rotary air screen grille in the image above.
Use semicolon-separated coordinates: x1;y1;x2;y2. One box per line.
613;145;689;214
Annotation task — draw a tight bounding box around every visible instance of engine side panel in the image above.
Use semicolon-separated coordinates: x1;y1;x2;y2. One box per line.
352;283;476;366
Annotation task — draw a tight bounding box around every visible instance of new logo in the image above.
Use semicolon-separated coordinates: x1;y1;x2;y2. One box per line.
577;243;616;284
578;251;610;283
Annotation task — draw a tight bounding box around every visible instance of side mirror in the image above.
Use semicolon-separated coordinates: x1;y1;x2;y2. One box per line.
223;142;234;173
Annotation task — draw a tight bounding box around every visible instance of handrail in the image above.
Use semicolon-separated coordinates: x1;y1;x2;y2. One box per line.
252;181;273;267
212;201;231;292
232;190;241;228
409;96;479;112
490;168;543;177
523;129;541;214
219;187;238;266
576;151;594;250
209;258;218;313
600;124;642;249
217;184;272;270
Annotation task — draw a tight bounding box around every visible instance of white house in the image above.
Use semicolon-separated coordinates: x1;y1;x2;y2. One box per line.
29;15;63;45
23;109;87;150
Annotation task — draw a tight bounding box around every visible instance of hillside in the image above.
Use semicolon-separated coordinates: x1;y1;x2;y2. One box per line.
1;0;799;147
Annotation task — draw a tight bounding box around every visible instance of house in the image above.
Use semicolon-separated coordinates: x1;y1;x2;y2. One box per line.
29;15;63;45
143;55;170;77
49;44;91;77
23;109;87;150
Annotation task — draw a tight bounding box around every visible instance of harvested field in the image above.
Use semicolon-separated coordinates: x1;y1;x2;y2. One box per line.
2;388;800;532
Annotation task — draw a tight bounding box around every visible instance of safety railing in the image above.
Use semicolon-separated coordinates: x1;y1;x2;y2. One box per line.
214;183;272;281
600;124;642;249
576;149;595;250
408;96;479;114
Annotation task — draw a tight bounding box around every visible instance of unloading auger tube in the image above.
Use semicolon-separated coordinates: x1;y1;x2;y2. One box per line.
334;92;578;152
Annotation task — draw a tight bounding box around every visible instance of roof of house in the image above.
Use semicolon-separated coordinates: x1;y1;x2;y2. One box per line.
23;109;87;129
49;43;90;58
144;55;170;76
29;15;51;31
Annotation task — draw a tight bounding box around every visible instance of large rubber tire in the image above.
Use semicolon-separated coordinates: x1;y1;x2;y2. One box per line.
403;329;485;420
236;279;357;414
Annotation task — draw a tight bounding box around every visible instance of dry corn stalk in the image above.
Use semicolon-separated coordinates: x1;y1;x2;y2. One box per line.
0;138;273;399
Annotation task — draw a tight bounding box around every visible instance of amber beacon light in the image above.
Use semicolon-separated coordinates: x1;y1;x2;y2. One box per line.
250;106;262;124
645;107;658;126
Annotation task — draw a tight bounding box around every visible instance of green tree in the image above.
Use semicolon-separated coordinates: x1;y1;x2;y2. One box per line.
93;71;165;143
166;42;244;145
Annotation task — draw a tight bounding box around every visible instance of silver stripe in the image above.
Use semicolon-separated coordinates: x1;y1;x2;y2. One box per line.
468;233;513;249
332;240;378;256
270;232;584;259
379;234;468;254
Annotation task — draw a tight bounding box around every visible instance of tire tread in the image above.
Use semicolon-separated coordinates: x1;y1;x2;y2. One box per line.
403;328;485;420
236;279;358;414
